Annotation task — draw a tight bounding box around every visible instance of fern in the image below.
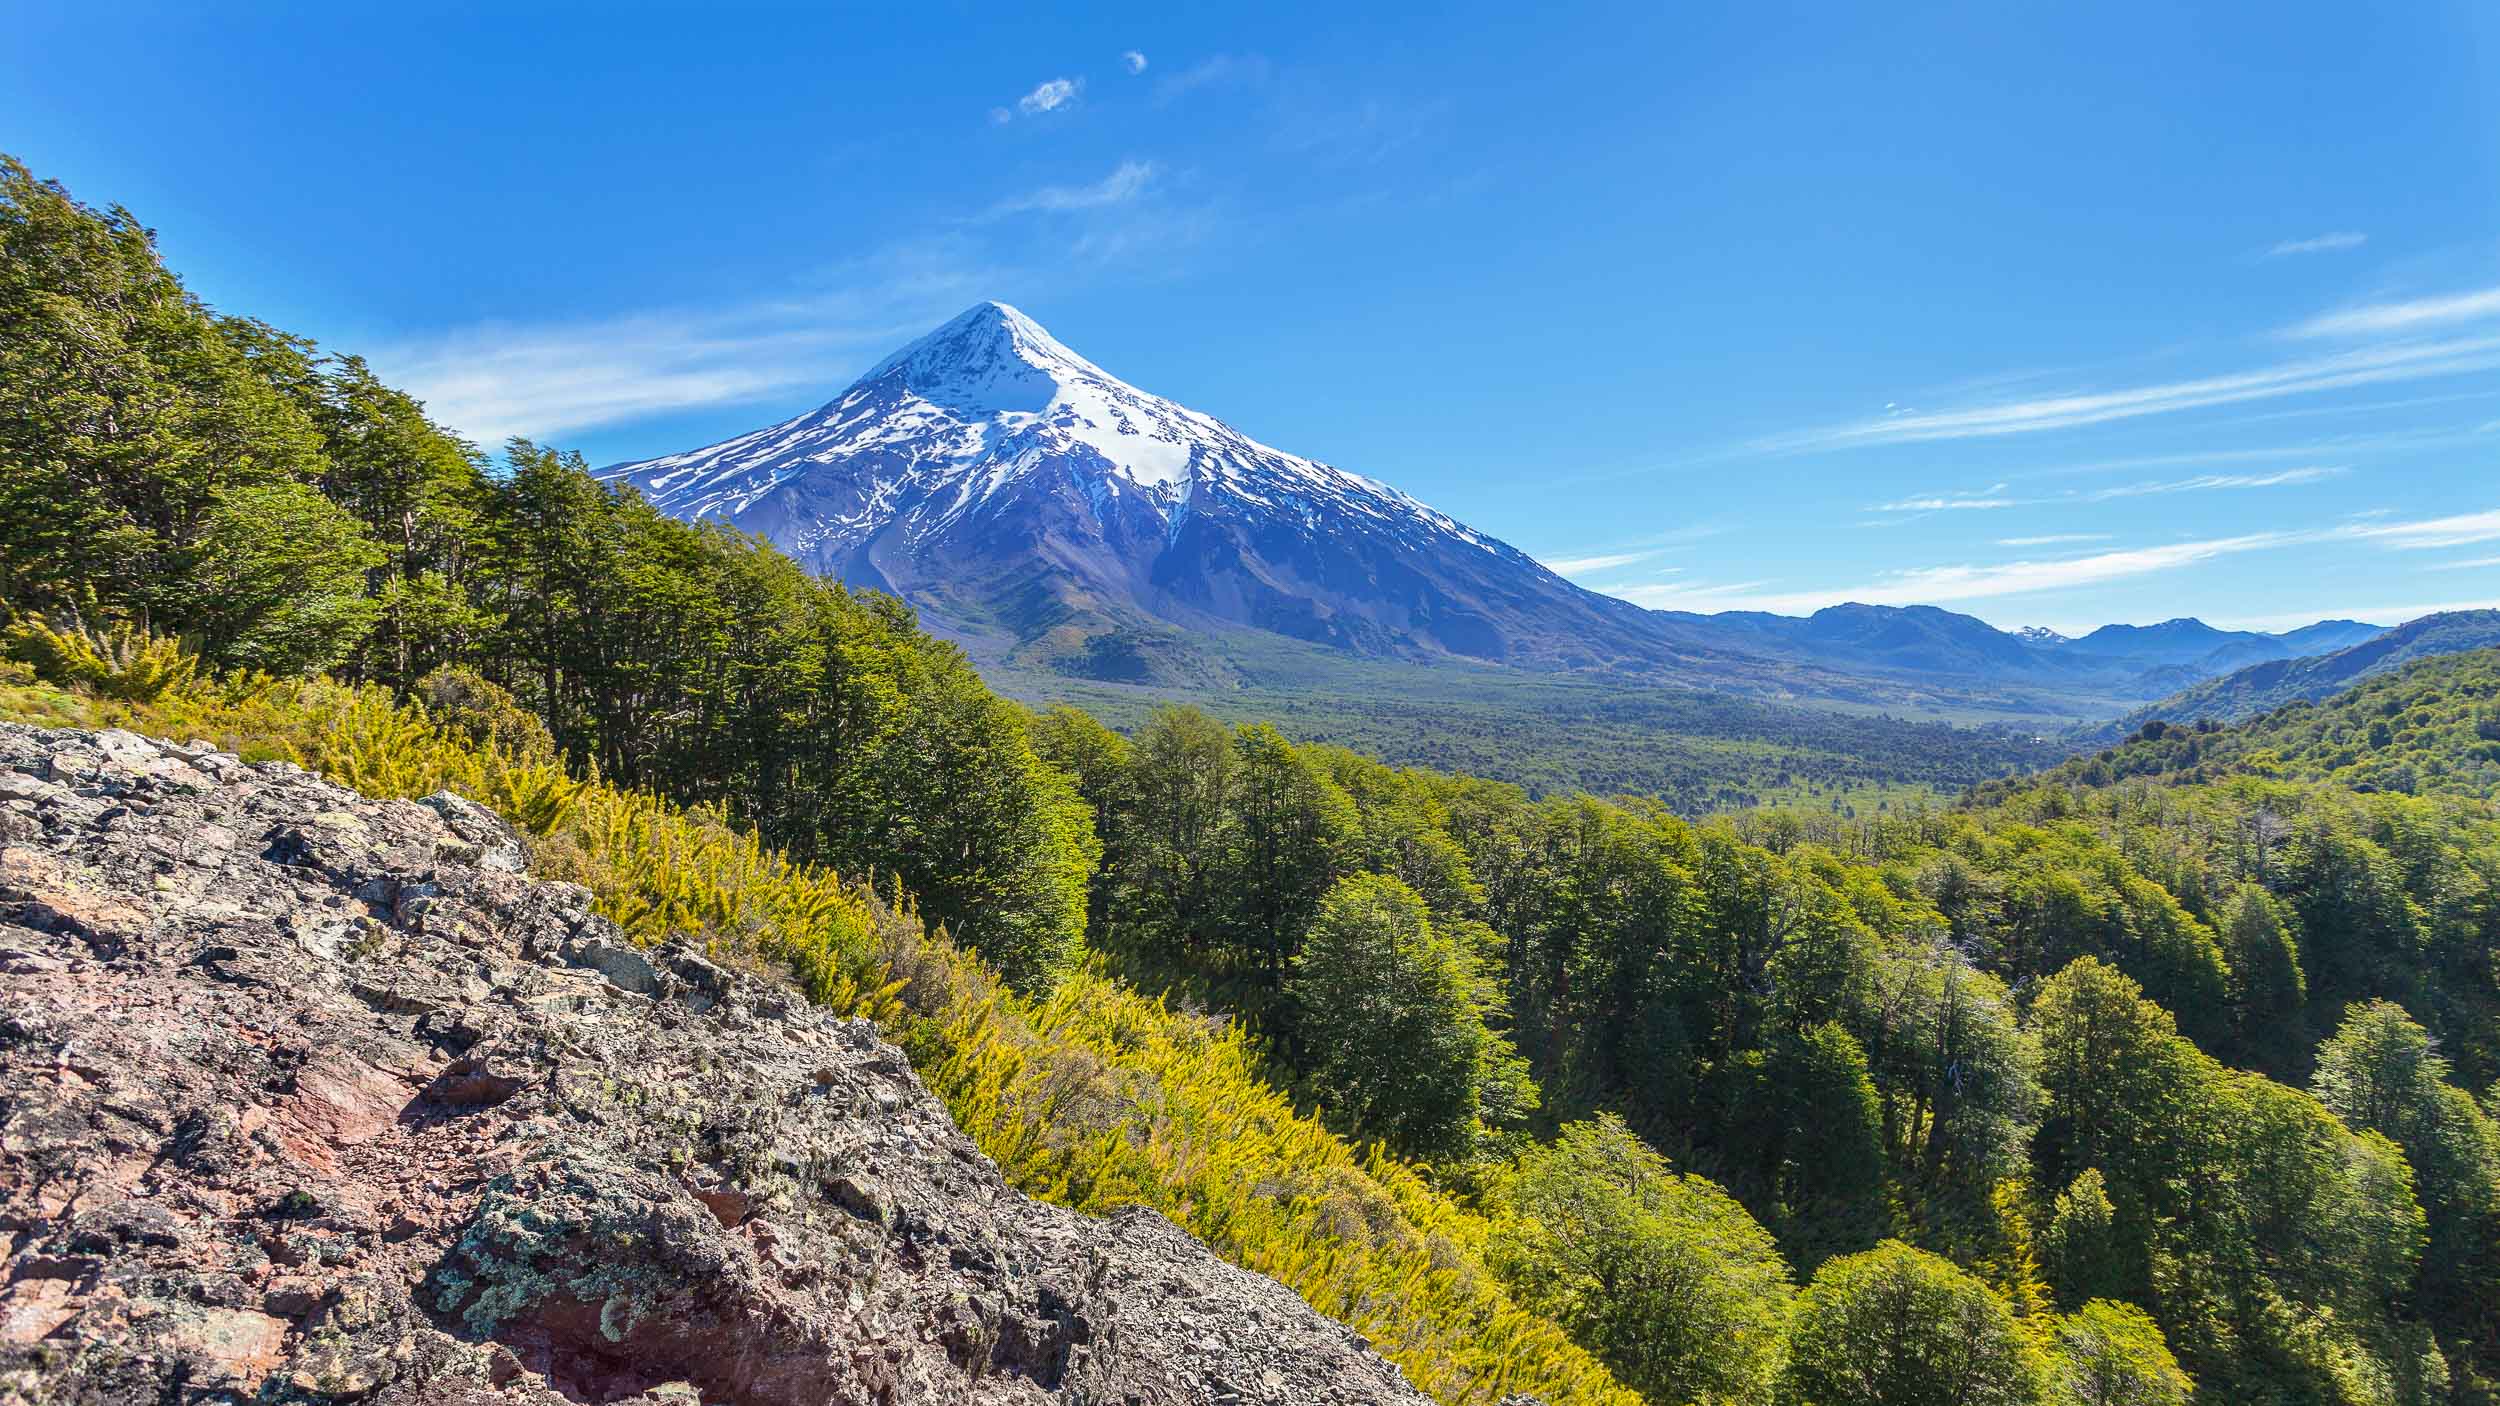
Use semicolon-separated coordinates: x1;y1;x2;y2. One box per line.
4;613;200;703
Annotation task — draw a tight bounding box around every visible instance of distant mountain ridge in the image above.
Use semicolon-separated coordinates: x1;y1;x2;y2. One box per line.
599;302;2387;714
2274;619;2392;656
2055;616;2386;674
2095;610;2500;739
2063;617;2256;663
1669;605;2387;697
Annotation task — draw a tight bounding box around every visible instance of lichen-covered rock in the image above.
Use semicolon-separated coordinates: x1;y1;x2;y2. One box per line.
0;723;1429;1405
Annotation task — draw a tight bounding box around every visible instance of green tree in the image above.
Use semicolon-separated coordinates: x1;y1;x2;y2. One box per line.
2280;816;2423;1015
733;582;1100;989
1862;946;2040;1224
2216;883;2305;1070
2028;958;2203;1299
1507;798;1707;1124
186;480;383;672
2313;1001;2500;1371
1744;1021;1888;1266
2047;1300;2190;1406
859;655;1100;987
2036;1169;2125;1310
1490;1115;1792;1406
1227;722;1359;985
475;439;613;761
1122;704;1238;956
0;156;326;630
1320;747;1485;922
297;352;488;685
1289;873;1529;1160
1775;1240;2048;1406
1028;703;1135;938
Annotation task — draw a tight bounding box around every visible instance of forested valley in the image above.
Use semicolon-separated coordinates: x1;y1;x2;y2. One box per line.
10;152;2500;1406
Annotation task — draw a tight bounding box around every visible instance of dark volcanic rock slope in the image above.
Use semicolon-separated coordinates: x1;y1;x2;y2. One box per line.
0;723;1428;1406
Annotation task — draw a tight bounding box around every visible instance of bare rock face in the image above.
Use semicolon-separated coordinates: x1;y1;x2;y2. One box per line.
0;723;1429;1405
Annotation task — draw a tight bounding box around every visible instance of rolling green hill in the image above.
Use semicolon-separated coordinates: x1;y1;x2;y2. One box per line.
2095;609;2500;741
2039;644;2500;798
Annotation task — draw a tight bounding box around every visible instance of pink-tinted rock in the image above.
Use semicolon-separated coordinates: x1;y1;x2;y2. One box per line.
0;723;1429;1405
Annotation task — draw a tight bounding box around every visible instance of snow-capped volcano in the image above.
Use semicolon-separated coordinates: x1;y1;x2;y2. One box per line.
599;303;2391;698
600;301;1677;682
608;301;1499;565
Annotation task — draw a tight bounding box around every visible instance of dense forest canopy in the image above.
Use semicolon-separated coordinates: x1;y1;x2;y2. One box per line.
9;152;2500;1406
1002;657;2069;817
2035;647;2500;800
1029;675;2500;1405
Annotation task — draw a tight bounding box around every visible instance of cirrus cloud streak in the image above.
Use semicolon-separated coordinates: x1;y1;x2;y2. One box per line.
1773;335;2500;453
1600;505;2500;617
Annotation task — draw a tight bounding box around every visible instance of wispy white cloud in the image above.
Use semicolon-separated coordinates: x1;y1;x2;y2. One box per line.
2015;440;2416;481
1770;335;2500;451
2203;388;2500;429
1272;88;1451;169
1543;550;1661;576
1147;52;1438;168
984;160;1155;217
2266;231;2367;258
2426;555;2500;571
1608;579;1777;610
377;316;878;446
1600;504;2500;617
1008;76;1083;118
1647;524;1729;545
1121;49;1148;74
2082;466;2345;500
1873;485;2015;512
370;246;1003;445
1767;533;2302;612
2348;509;2500;550
1870;467;2342;515
1064;201;1219;266
2290;284;2500;339
1605;535;2301;615
1530;520;1730;562
1997;533;2112;547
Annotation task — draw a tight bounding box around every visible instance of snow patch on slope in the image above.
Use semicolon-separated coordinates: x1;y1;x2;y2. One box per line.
599;301;1504;560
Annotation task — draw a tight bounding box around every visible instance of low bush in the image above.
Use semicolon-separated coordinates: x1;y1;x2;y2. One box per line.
12;675;1639;1406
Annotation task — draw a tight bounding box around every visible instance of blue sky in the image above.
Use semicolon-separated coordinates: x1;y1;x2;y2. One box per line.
7;1;2498;634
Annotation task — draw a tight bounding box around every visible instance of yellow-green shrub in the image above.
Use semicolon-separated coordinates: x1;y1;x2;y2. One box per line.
4;614;200;703
11;676;1640;1406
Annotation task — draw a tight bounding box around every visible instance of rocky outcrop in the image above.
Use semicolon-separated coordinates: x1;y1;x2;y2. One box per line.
0;724;1430;1405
